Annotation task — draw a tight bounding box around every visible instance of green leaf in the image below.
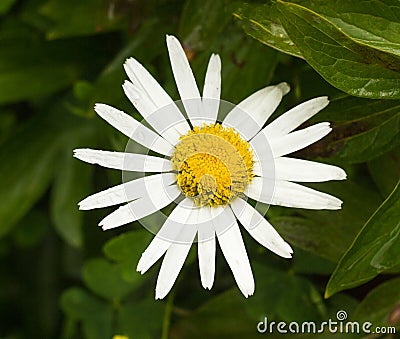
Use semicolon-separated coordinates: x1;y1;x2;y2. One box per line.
292;248;335;275
277;1;400;99
13;210;49;248
352;277;400;328
179;0;231;51
0;115;62;238
219;33;279;103
294;0;400;57
368;149;400;198
233;2;302;58
326;179;400;297
73;80;94;102
0;110;17;145
118;299;164;339
0;35;112;104
50;125;95;248
103;229;151;266
89;19;162;112
172;263;327;338
171;289;255;338
0;39;74;104
325;293;359;321
39;0;126;39
103;230;152;283
190;25;279;103
0;0;16;15
246;263;326;322
82;258;136;301
60;287;113;339
309;96;400;163
272;181;382;262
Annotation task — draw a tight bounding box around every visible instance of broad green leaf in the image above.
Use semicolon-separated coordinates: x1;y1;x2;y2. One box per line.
50;125;95;248
0;35;112;104
13;210;49;248
86;19;163;114
73;80;94;102
272;181;381;262
292;248;335;275
273;216;336;261
171;289;255;338
0;114;62;238
172;263;328;338
245;263;326;322
103;230;152;283
82;258;136;301
352;277;400;328
278;57;344;102
0;38;75;104
0;0;16;15
294;0;400;57
334;115;400;163
325;293;359;321
0;110;17;145
219;32;279;103
326;179;400;297
191;25;279;103
104;231;150;261
277;1;400;99
308;96;400;163
60;287;113;339
179;0;231;51
39;0;126;39
368;149;400;198
233;2;302;58
118;299;164;339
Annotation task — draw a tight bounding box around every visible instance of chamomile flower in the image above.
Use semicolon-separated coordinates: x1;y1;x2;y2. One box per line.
74;35;346;299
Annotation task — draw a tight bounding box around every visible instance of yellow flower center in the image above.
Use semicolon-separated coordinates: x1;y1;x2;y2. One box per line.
171;123;254;207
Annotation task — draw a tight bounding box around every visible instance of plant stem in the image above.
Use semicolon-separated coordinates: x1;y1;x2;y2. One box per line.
161;289;175;339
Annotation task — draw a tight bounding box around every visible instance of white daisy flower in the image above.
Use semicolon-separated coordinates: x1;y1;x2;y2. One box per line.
74;35;346;299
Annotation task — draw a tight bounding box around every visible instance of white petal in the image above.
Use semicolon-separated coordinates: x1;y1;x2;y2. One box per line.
78;173;175;210
273;180;343;209
245;177;343;210
73;148;172;172
137;198;194;274
254;122;332;158
137;236;171;276
166;35;203;126
155;213;197;299
223;83;290;140
203;54;221;101
197;207;216;289
99;183;181;230
200;54;221;125
273;157;347;182
248;135;275;179
94;103;173;155
123;57;189;129
215;207;254;298
263;96;329;139
231;198;293;258
122;80;190;145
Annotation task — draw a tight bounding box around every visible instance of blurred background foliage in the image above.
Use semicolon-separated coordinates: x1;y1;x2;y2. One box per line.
0;0;399;338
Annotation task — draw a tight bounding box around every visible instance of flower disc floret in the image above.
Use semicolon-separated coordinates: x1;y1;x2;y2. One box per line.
171;123;254;206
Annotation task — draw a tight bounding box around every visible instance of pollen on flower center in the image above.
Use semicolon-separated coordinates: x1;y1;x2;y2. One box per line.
171;123;254;206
